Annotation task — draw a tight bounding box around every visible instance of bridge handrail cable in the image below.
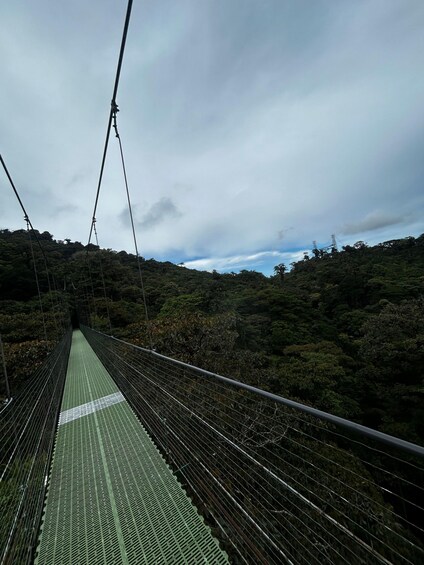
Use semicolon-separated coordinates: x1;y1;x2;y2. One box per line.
99;329;424;458
82;326;424;564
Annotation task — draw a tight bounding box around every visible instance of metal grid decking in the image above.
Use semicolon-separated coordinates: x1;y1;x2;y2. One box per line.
35;330;227;564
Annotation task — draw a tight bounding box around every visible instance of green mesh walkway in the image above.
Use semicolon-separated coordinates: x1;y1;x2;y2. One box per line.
35;330;227;564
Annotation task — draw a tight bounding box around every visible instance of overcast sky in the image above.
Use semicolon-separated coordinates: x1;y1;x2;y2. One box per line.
1;1;423;274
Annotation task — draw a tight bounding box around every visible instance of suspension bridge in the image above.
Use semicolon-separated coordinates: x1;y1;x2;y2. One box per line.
1;0;424;562
1;322;424;564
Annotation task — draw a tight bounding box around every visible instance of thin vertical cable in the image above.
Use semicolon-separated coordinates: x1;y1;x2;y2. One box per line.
27;219;48;341
112;105;153;349
87;0;133;247
1;154;65;338
82;280;93;329
85;253;98;328
93;221;112;333
50;273;63;336
0;333;11;400
53;273;70;333
47;271;60;339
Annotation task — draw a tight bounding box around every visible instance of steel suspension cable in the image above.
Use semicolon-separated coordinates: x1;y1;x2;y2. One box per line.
104;350;351;564
85;253;98;327
114;349;395;564
1;154;64;339
26;219;48;341
0;331;71;563
1;154;53;275
124;354;424;540
1;154;29;224
87;0;133;247
0;334;11;401
83;327;424;563
112;105;153;348
93;221;112;332
87;329;406;564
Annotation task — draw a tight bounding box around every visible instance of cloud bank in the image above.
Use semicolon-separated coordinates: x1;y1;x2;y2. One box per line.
1;1;423;272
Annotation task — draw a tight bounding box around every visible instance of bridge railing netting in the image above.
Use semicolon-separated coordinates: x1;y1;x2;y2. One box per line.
0;330;71;565
82;326;424;565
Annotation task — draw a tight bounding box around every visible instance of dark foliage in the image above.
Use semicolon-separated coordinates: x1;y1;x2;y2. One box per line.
1;228;423;446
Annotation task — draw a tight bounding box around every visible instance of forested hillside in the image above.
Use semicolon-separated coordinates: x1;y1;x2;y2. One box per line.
1;228;423;445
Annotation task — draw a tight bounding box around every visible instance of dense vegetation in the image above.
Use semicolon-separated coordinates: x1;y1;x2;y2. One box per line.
1;228;423;447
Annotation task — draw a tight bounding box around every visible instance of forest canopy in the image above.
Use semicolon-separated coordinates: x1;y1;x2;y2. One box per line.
0;228;423;446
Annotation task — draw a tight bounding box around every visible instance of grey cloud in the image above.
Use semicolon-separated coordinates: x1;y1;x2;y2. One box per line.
54;204;80;216
139;198;182;230
277;228;293;241
1;1;424;270
66;171;91;189
342;212;406;236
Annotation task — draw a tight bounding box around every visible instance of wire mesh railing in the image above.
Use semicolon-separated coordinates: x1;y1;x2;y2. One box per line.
0;329;71;565
82;326;424;565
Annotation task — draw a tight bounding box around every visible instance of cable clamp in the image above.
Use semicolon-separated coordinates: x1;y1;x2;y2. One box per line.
111;100;120;138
